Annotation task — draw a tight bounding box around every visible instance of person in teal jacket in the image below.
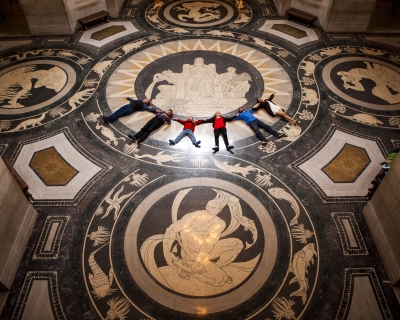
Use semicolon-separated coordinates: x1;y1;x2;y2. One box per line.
234;107;286;146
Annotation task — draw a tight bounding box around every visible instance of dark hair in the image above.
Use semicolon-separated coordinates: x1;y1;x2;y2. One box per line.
167;109;173;117
238;107;244;113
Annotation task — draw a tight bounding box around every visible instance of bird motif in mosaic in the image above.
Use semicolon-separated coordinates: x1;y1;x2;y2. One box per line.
95;121;126;146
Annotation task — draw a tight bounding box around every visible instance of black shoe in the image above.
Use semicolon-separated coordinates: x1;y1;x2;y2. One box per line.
136;140;141;147
169;139;176;145
128;134;137;141
102;116;109;124
227;145;234;150
277;132;286;139
212;147;219;151
262;141;268;147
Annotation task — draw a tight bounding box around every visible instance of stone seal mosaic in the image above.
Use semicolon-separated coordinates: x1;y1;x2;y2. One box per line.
83;172;319;319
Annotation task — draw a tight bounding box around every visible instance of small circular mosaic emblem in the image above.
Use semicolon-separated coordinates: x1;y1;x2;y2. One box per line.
0;60;76;115
323;57;400;111
146;0;252;33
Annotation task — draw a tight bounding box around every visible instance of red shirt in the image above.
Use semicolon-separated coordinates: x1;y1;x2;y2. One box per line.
214;117;225;130
177;119;203;132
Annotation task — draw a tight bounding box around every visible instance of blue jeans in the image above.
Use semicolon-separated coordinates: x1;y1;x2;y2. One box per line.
248;119;278;142
175;129;196;144
107;104;133;122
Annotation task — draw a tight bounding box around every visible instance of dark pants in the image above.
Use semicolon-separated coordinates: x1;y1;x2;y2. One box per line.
214;127;229;147
107;104;133;122
134;117;162;142
248;119;278;142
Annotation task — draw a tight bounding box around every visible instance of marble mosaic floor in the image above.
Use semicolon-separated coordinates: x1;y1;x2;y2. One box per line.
1;0;400;319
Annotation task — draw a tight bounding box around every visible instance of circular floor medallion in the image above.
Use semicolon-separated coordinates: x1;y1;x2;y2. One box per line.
0;60;76;115
322;57;400;111
123;178;277;313
163;0;234;27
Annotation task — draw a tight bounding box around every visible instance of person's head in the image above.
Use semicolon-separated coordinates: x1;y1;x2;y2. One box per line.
238;107;244;113
166;109;173;116
257;97;263;103
143;98;151;105
188;116;193;121
214;111;221;117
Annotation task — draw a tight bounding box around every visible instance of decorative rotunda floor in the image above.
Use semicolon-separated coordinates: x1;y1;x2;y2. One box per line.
1;0;400;319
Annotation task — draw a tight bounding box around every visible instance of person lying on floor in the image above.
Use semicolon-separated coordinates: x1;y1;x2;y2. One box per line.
203;111;235;152
169;116;203;148
102;97;155;124
255;93;298;125
128;109;173;146
234;107;286;147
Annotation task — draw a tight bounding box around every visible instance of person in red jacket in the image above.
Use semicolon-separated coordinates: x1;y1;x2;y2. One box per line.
169;116;203;147
204;111;235;152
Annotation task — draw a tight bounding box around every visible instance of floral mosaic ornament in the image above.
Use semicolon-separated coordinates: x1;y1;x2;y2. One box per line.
82;170;319;319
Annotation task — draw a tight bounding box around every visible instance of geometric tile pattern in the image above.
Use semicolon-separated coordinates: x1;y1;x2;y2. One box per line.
257;19;320;46
10;127;111;205
77;22;139;48
336;268;392;320
290;125;386;202
322;144;370;183
11;271;66;320
331;212;369;256
33;216;70;259
29;147;78;186
91;25;127;41
271;24;307;39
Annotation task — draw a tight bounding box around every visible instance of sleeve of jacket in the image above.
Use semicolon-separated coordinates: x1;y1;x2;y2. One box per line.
203;117;214;123
224;115;236;122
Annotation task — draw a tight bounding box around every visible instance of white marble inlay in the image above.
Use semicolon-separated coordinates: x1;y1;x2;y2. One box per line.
298;130;385;197
13;132;102;200
44;222;60;251
21;280;55;320
258;20;319;46
79;22;139;48
347;276;383;320
342;218;357;248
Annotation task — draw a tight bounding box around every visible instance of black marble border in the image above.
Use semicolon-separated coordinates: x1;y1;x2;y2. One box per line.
331;212;368;256
33;215;70;259
11;271;66;320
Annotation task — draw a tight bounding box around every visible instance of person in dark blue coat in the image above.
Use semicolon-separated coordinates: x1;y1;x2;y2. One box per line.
102;97;155;123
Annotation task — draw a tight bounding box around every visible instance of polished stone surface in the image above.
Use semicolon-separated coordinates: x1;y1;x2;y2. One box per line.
1;0;400;319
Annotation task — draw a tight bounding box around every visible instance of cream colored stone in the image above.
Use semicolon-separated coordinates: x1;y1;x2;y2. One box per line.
347;276;383;320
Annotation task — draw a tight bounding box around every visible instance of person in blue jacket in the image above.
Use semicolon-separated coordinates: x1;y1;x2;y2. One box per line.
234;107;286;146
102;97;155;123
